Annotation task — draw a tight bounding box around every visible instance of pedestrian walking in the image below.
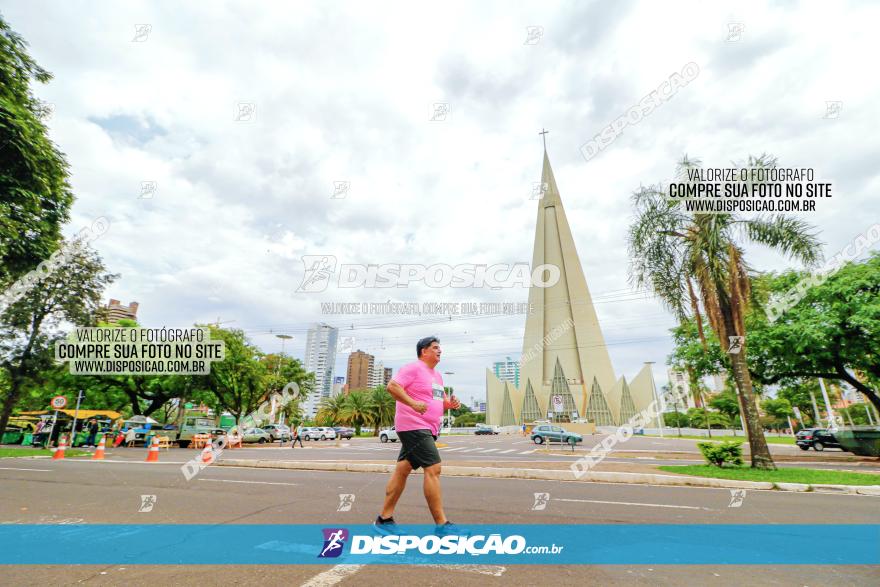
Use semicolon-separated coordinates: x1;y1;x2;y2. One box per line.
85;419;99;447
373;336;466;536
291;424;304;448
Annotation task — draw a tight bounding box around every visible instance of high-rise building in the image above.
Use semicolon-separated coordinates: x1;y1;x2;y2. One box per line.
346;350;374;391
102;299;139;324
493;356;520;388
369;360;385;388
667;369;699;409
383;367;393;386
303;323;338;417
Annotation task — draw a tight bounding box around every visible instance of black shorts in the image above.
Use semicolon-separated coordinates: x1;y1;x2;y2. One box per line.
397;429;441;470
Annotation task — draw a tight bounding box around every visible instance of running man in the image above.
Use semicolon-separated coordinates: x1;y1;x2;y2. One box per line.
374;336;466;535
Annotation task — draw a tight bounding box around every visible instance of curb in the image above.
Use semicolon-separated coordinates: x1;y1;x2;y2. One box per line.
216;459;880;495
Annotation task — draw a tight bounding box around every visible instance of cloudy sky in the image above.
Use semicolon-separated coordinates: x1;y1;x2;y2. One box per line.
5;1;878;405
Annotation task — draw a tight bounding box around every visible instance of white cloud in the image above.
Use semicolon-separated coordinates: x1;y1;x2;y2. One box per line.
5;0;879;400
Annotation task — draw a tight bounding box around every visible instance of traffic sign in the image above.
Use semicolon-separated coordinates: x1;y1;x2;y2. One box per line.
552;395;564;411
51;396;67;409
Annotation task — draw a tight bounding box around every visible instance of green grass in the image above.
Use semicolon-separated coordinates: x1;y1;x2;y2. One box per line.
0;447;89;458
658;464;880;485
646;434;795;445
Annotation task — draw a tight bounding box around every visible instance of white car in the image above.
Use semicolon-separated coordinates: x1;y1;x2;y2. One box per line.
379;427;398;443
303;426;336;441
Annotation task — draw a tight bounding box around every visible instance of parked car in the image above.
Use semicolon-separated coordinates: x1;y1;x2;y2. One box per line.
474;424;500;435
242;428;272;444
796;428;842;451
302;426;336;441
333;427;354;439
530;424;583;445
262;424;291;442
379;427;398;443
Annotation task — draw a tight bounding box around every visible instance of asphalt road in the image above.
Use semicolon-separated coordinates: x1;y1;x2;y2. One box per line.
1;453;878;586
50;433;876;472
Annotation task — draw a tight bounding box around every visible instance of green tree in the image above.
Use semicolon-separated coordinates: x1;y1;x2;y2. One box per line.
204;327;267;425
709;387;743;434
668;318;726;437
0;242;115;437
316;393;347;427
0;16;74;283
687;407;730;429
776;381;821;427
368;385;395;435
663;411;690;428
339;389;373;435
628;154;821;469
761;397;794;430
746;254;880;412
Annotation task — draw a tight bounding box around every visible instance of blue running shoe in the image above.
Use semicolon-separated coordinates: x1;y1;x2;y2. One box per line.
373;515;401;536
435;521;471;537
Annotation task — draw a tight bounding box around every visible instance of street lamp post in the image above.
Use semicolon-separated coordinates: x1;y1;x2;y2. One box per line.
443;371;454;432
275;335;293;426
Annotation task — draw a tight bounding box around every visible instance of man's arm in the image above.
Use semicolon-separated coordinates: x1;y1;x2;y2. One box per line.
443;392;460;410
387;380;427;414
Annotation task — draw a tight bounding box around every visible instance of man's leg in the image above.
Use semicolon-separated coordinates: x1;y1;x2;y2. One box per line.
423;463;447;525
380;458;413;519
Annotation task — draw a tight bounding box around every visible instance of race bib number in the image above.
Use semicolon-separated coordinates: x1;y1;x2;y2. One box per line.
432;383;444;400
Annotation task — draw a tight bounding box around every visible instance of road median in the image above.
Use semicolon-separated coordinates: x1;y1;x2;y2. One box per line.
215;458;879;494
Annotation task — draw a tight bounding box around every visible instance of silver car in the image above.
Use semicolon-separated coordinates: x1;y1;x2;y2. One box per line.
242;427;272;444
303;426;337;441
262;424;291;442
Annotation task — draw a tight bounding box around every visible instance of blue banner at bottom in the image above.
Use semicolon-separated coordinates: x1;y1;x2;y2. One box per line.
0;525;877;565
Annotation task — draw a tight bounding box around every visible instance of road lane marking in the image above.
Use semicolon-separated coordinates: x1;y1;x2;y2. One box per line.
554;498;708;510
443;447;466;452
0;467;51;472
423;564;506;576
301;564;364;587
518;450;535;454
498;450;517;454
198;478;300;486
482;449;499;453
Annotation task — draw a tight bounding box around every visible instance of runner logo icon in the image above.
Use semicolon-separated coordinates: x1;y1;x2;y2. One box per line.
318;528;349;558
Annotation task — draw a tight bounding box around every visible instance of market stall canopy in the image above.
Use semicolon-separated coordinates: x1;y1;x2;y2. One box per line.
124;415;158;424
18;410;124;420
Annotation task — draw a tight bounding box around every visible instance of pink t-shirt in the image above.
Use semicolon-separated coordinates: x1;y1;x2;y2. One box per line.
392;360;445;435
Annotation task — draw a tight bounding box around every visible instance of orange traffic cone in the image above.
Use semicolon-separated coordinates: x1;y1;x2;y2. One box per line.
145;436;160;462
200;442;214;465
92;435;106;460
52;436;67;460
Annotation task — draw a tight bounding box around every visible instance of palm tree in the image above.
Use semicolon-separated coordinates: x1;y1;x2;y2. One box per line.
368;385;396;435
316;394;347;427
340;390;373;435
628;154;822;469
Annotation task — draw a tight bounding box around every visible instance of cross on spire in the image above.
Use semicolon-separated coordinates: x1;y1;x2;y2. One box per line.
539;128;549;150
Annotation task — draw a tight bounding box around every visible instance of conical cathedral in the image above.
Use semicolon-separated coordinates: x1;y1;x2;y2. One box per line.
486;145;658;427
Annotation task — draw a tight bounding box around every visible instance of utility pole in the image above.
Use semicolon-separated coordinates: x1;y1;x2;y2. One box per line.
818;378;837;429
70;389;84;447
808;387;822;426
275;334;293;426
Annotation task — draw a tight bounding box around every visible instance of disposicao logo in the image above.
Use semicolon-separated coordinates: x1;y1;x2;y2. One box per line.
318;528;349;558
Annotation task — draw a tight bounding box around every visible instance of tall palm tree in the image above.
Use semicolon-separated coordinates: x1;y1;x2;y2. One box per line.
368;385;396;435
340;390;373;435
316;394;347;427
628;154;822;469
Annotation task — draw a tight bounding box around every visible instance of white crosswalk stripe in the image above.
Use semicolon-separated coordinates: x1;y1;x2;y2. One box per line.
482;449;499;453
498;449;517;454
